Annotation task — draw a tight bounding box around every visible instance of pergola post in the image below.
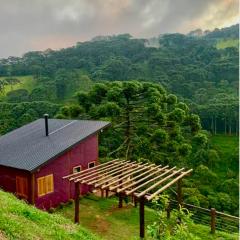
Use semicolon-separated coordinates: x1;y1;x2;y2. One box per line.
105;188;109;198
63;160;192;239
139;197;145;239
100;189;104;198
134;196;138;207
118;193;123;208
74;182;80;223
177;179;183;206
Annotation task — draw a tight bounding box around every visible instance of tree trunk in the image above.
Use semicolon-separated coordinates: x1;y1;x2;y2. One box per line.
224;117;227;135
229;119;232;135
236;118;238;136
125;97;131;160
211;116;214;135
214;116;217;135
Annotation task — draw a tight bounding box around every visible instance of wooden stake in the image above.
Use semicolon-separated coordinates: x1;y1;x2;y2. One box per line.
177;179;183;206
106;189;109;198
74;182;80;223
210;208;216;234
101;189;104;198
119;193;123;208
139;197;145;239
134;196;138;208
167;203;171;219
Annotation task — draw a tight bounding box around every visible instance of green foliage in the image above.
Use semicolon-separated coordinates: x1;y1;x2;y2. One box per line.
6;89;29;102
147;195;198;240
0;102;60;135
59;81;201;164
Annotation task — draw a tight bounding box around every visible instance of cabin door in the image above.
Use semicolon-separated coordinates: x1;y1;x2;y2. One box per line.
16;176;28;200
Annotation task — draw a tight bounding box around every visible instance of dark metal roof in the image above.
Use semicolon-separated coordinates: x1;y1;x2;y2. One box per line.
0;119;110;172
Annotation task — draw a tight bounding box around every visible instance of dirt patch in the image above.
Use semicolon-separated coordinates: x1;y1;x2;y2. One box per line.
89;215;110;234
108;204;134;214
0;231;7;240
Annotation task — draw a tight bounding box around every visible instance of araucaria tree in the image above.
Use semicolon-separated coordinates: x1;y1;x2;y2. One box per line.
59;81;201;165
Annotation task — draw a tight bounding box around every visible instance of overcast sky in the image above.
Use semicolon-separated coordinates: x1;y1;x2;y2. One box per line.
0;0;238;58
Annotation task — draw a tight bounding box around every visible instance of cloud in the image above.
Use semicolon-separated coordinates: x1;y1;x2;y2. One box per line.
0;0;238;58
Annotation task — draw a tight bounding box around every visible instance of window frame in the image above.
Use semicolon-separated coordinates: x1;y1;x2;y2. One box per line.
88;161;96;169
73;165;82;174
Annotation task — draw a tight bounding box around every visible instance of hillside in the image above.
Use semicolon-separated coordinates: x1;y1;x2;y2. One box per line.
0;25;238;135
56;194;238;240
0;189;100;240
0;189;237;240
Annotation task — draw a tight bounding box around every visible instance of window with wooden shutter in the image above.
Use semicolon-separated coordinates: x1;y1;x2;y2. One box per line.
16;176;28;199
37;174;54;197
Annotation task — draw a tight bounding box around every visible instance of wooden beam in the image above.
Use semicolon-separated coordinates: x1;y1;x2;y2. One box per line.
135;168;184;198
72;160;126;181
63;159;118;179
139;197;145;239
145;169;192;201
109;165;161;191
88;161;136;186
126;167;177;196
119;165;170;194
74;182;80;223
100;163;151;189
70;160;124;181
75;160;129;183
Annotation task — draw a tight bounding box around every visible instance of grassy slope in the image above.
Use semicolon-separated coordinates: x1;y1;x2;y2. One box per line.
0;76;36;100
57;195;238;240
216;39;239;49
0;73;93;103
210;134;239;176
0;190;100;240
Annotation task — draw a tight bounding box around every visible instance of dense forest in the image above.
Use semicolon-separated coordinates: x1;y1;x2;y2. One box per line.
0;24;238;215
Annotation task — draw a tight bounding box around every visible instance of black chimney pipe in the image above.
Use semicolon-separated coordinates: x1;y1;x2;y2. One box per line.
44;114;49;136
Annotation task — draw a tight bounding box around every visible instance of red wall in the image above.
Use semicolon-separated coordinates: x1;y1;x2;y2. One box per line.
34;134;98;210
0;166;32;202
0;134;99;210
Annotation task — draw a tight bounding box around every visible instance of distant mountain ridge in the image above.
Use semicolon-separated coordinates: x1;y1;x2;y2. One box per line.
187;24;239;39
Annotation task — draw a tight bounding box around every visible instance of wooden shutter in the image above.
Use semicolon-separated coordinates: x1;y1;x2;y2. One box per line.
16;176;28;199
46;174;54;194
37;174;54;197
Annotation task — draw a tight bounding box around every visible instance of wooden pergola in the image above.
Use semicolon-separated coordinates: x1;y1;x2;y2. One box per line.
63;159;192;239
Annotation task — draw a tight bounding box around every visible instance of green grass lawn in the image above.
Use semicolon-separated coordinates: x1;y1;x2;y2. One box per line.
0;76;36;99
216;39;239;49
209;134;239;176
56;194;238;240
0;190;100;240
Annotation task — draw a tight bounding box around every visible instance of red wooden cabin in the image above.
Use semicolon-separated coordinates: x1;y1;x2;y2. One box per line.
0;115;110;210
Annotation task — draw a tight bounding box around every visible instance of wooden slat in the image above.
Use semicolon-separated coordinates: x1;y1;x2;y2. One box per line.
100;163;153;189
109;165;161;191
82;161;133;184
134;168;184;198
63;159;119;179
74;160;129;183
146;169;192;201
117;165;170;193
90;161;140;187
63;159;193;204
70;159;124;181
125;166;176;196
